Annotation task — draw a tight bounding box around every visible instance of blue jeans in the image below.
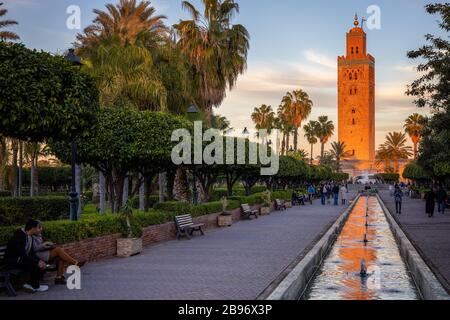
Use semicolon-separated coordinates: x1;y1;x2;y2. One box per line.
321;194;326;205
334;193;339;205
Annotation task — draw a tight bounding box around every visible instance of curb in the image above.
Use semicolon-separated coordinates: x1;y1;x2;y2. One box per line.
265;195;360;300
377;194;450;300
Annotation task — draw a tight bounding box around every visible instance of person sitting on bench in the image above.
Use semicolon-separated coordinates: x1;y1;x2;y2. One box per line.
32;222;86;285
4;220;48;293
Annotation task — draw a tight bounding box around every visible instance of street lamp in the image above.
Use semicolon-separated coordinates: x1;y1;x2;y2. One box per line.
65;48;83;221
187;104;199;205
242;127;250;138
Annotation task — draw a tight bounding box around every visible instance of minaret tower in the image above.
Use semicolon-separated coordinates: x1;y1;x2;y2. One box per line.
338;15;375;167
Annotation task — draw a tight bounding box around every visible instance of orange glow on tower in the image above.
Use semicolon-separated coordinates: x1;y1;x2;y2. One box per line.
338;15;375;163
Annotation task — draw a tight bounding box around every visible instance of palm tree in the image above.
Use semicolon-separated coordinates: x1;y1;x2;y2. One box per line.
211;114;232;133
316;116;335;163
251;105;275;142
76;0;168;52
404;113;425;159
0;2;19;41
282;90;313;151
375;145;392;173
276;104;295;155
304;120;319;165
174;0;250;122
382;132;413;173
329;141;352;172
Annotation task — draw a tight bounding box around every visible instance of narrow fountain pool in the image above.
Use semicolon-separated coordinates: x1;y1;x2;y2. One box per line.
304;196;420;300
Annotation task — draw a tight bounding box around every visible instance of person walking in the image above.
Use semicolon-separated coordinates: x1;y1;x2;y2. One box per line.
332;184;340;206
340;184;348;205
436;186;448;215
389;184;394;197
307;184;315;204
425;188;436;218
321;184;327;205
393;184;403;214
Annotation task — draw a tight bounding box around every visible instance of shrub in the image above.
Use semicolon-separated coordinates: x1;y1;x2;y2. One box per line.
375;173;400;183
0;191;11;197
153;201;191;219
272;190;292;201
0;196;69;227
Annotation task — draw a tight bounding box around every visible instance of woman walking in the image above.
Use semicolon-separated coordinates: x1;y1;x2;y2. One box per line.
425;188;436;218
340;184;348;205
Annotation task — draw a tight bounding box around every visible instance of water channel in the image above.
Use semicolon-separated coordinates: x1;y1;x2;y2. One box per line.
304;196;420;300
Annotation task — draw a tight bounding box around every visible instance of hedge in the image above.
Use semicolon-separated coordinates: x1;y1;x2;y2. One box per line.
0;191;11;197
0;210;168;245
153;200;241;218
375;173;400;183
0;196;69;227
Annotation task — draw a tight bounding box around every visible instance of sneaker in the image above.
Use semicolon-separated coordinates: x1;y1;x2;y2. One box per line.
23;284;49;293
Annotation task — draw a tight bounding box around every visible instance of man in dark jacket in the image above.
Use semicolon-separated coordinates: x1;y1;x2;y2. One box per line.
425;188;436;218
5;219;48;293
436;187;448;215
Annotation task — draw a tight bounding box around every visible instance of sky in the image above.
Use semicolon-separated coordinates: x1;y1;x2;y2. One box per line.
4;0;444;152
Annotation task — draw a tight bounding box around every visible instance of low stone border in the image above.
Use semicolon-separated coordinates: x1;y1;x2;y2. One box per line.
377;194;450;300
61;205;262;263
266;195;360;300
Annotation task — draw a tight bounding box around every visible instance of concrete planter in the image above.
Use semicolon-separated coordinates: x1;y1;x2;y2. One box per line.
285;201;293;209
218;213;233;227
117;238;143;258
260;206;271;216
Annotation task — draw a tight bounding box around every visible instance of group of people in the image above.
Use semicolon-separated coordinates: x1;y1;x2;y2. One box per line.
4;219;86;293
316;183;349;206
391;184;449;217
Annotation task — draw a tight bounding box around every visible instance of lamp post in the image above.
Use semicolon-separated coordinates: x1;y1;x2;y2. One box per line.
187;104;199;205
65;49;83;221
242;127;250;139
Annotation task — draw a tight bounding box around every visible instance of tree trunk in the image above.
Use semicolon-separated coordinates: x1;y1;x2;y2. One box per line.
75;164;82;218
293;128;299;151
281;132;286;155
11;140;18;197
166;170;176;201
413;142;418;160
30;158;35;197
99;171;106;214
122;174;129;205
310;143;314;165
320;142;325;163
158;172;165;203
0;137;4;192
286;132;290;152
173;168;189;201
139;173;145;211
33;156;39;196
18;141;23;197
112;170;125;213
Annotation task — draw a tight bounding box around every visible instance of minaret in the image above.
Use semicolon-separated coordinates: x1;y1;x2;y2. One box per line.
338;15;375;167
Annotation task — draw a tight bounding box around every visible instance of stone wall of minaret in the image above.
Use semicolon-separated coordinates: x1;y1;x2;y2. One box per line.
338;16;375;165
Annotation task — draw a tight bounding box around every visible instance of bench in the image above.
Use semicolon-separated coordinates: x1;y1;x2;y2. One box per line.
174;215;205;240
0;245;20;297
241;204;259;220
275;199;287;211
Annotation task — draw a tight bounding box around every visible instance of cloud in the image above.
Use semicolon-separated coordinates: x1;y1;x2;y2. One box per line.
304;50;337;69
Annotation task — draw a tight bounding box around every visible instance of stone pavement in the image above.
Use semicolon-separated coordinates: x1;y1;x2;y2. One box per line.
2;192;356;300
379;190;450;294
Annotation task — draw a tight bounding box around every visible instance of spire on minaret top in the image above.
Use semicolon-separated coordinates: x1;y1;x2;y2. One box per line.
354;13;359;27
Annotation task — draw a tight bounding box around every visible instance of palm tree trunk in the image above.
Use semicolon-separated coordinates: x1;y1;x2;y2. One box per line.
281;133;286;155
99;171;106;214
320;142;325;163
413;142;418;160
310;143;314;165
174;168;189;201
293;128;299;151
122;174;129;205
286;132;290;152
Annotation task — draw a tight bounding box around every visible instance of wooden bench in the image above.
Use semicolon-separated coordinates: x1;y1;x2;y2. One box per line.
174;215;205;240
241;204;259;220
0;245;20;297
275;199;287;211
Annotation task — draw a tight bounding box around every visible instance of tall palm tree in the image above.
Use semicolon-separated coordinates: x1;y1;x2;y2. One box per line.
0;2;19;41
211;114;232;133
276;104;295;155
174;0;250;122
251;104;275;142
375;145;392;173
304;120;319;165
316;116;335;163
329;141;352;172
281;90;313;151
404;113;425;159
76;0;168;52
382;132;413;173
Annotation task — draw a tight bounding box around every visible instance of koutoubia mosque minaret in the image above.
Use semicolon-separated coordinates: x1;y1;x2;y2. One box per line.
338;14;376;175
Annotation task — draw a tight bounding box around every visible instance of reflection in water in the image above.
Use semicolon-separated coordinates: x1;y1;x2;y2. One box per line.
305;197;419;300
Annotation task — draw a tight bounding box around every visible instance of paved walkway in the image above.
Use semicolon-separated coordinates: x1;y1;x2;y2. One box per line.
2;192;356;300
379;190;450;294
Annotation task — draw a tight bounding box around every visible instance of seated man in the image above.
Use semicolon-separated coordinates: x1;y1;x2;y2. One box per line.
4;219;48;293
33;222;86;285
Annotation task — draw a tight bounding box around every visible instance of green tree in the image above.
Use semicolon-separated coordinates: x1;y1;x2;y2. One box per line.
251;104;275;142
0;2;19;41
304;120;320;165
404;113;425;159
329;141;352;172
316;116;335;163
281;90;313;151
0;43;99;142
174;0;250;121
380;132;412;173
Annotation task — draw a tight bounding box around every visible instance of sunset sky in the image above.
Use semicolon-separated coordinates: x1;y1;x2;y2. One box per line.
5;0;441;152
